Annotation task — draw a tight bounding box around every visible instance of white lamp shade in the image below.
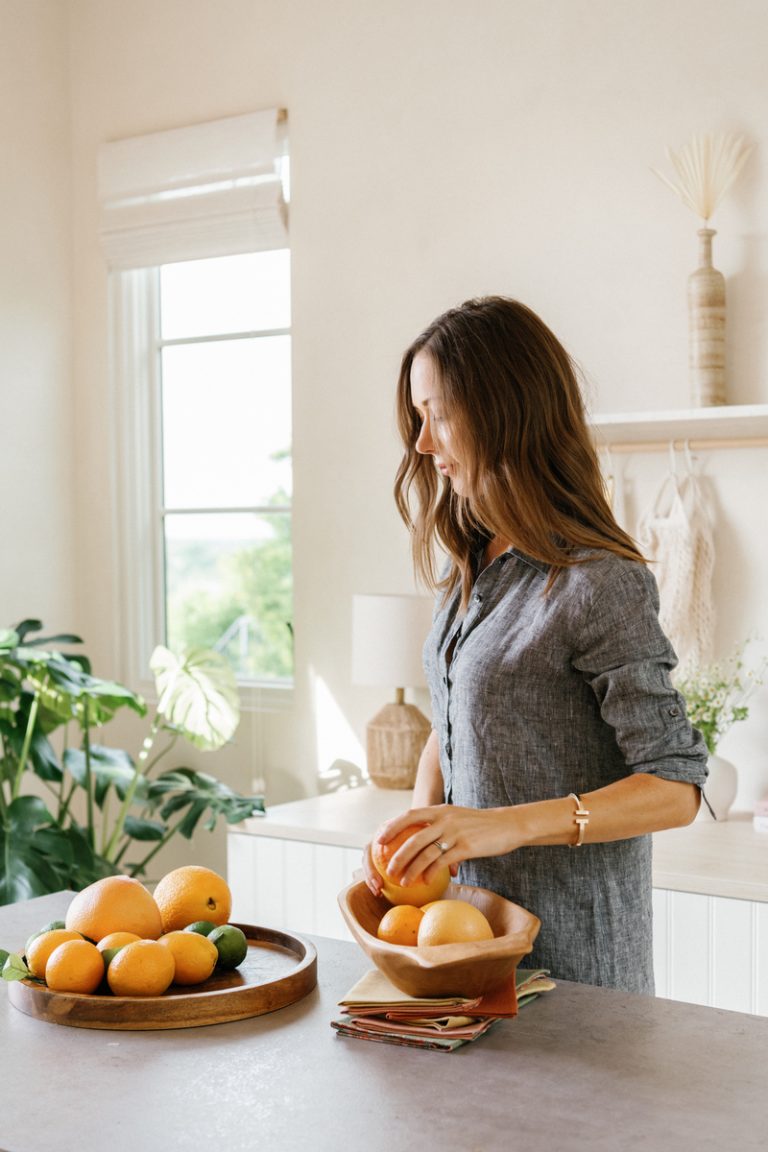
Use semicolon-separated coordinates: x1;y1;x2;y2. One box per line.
351;594;434;689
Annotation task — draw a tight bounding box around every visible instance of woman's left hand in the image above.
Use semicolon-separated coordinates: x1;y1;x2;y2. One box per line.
373;803;519;887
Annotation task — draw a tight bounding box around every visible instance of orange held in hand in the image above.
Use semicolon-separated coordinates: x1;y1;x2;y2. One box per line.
65;875;163;942
371;824;450;907
417;899;494;946
376;904;424;946
152;865;232;934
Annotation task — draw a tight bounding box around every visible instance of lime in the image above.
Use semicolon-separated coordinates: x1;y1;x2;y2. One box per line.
101;946;125;971
25;920;67;956
208;924;248;970
184;920;217;937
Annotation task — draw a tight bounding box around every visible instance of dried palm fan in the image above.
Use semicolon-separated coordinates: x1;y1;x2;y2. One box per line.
651;132;754;221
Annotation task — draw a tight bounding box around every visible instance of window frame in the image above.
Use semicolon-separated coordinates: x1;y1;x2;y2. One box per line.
108;264;294;712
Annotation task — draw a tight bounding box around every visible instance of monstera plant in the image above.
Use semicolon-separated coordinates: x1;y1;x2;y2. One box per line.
0;620;264;905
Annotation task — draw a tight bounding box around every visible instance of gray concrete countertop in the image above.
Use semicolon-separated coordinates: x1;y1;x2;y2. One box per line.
1;892;766;1152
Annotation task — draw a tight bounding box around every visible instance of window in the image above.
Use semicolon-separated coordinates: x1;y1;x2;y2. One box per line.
100;110;291;695
159;251;292;682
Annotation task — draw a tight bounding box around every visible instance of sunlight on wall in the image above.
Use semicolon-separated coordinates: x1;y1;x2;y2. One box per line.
309;667;366;785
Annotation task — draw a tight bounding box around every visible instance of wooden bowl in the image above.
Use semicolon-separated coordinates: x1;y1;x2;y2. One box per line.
338;880;540;999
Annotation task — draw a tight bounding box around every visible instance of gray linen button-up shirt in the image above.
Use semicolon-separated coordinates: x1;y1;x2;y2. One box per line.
423;547;709;994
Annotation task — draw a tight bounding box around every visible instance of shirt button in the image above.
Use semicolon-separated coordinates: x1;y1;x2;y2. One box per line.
668;706;680;717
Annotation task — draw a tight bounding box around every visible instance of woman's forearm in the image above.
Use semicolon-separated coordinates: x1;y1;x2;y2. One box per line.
512;772;701;848
412;729;445;807
378;772;701;887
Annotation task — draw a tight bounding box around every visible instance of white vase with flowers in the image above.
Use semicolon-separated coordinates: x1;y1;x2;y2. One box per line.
675;646;764;821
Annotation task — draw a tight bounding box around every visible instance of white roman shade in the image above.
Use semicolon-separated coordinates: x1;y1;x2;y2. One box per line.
98;109;288;269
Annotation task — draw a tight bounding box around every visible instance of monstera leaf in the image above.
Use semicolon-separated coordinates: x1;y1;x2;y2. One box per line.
150;646;240;751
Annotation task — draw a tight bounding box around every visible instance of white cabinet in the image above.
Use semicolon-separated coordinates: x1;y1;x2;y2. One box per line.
228;832;361;942
227;790;768;1015
227;788;410;943
653;889;768;1015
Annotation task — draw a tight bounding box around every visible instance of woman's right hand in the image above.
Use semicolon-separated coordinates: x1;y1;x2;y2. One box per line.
363;841;384;897
363;729;445;897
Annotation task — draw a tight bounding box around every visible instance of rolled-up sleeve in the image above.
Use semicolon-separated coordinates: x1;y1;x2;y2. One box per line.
572;561;709;786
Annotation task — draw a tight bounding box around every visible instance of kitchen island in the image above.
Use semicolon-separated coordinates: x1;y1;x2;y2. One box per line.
1;892;766;1152
229;788;768;1013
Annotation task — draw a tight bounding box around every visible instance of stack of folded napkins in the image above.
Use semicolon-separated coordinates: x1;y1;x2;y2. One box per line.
331;968;555;1052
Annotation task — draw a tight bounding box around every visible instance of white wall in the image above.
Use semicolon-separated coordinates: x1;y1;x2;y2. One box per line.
4;0;768;877
0;0;74;626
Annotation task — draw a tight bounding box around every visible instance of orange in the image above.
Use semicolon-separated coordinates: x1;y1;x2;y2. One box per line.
417;899;495;946
371;824;450;907
106;939;176;997
45;939;105;994
158;931;218;985
26;929;84;979
97;931;143;952
65;875;163;942
152;866;232;934
376;905;424;946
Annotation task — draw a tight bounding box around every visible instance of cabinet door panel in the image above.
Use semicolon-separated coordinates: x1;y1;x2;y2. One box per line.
668;891;711;1007
711;895;755;1015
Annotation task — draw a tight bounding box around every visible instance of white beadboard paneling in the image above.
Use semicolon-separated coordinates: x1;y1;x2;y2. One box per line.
283;841;318;934
652;888;670;998
314;843;353;939
712;895;755;1014
668;891;711;1007
227;832;259;922
757;904;768;1017
253;837;287;931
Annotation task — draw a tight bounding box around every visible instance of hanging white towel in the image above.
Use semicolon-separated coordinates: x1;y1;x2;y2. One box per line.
636;458;715;671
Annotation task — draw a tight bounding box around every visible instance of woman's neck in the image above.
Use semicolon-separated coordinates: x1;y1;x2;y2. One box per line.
481;535;511;570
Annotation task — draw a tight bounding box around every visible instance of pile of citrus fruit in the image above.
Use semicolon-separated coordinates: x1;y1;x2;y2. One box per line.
8;865;249;997
371;825;495;947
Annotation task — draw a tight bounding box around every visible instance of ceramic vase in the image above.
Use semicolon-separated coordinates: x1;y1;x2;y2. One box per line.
688;227;726;406
698;752;738;821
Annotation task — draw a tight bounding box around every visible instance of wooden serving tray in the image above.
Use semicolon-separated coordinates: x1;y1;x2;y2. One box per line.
8;922;317;1031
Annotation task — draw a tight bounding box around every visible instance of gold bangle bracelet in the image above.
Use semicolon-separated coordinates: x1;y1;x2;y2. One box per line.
567;792;590;848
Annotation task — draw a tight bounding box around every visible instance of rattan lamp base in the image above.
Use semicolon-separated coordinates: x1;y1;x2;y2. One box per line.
366;700;431;789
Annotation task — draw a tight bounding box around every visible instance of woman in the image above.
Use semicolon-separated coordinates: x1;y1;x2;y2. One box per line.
364;296;708;994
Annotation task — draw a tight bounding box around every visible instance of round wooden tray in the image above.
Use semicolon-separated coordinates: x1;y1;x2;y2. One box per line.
8;922;317;1031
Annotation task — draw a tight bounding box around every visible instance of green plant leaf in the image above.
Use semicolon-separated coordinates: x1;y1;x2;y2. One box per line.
6;795;55;835
146;767;264;830
177;799;208;839
26;730;63;783
1;953;30;982
64;745;141;807
11;618;83;647
27;655;146;727
122;815;165;841
11;619;43;642
0;830;67;904
150;646;240;750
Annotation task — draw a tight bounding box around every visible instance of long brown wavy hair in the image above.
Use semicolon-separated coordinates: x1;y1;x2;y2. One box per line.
394;296;643;608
